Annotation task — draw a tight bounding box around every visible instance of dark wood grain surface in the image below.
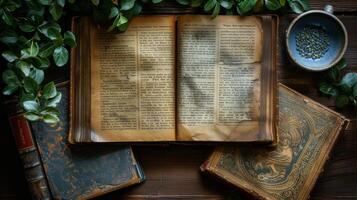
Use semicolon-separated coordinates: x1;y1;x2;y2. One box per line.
1;1;356;199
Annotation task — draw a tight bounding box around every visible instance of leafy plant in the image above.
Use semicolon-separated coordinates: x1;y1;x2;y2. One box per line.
1;0;310;124
319;58;357;108
0;0;76;124
175;0;310;18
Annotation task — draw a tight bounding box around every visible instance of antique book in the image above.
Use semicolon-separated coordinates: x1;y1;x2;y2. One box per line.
70;15;277;143
4;100;52;200
5;83;145;200
201;84;350;200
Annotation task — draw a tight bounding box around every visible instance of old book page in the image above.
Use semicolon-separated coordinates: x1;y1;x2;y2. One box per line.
90;16;176;142
177;16;263;141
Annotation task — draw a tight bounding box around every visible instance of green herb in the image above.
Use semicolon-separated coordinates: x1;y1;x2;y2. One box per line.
296;24;330;60
319;58;357;108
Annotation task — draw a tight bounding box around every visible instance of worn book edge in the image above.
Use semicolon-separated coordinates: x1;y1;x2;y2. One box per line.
80;148;145;200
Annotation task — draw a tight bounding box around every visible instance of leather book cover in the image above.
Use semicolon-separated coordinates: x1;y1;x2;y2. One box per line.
30;84;145;200
4;99;52;200
201;83;349;200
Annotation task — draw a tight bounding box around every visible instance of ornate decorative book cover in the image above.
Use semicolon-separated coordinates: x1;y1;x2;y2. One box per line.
201;83;349;200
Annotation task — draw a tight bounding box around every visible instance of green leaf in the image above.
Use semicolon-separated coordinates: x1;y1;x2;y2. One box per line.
152;0;163;3
91;0;100;6
191;0;203;7
118;14;128;26
38;23;62;38
24;112;41;121
23;77;39;93
42;82;57;99
53;46;68;67
23;100;40;112
4;1;21;11
47;92;62;107
335;58;347;70
2;51;18;62
57;0;65;7
121;0;136;10
265;0;282;10
117;22;129;31
43;113;60;124
340;73;357;88
21;41;40;58
237;0;257;15
2;11;13;25
211;3;220;18
353;84;357;97
287;0;310;13
41;107;60;115
2;69;20;85
108;13;129;32
38;0;52;5
47;27;62;41
253;0;264;12
109;7;119;19
176;0;190;5
27;1;46;16
16;60;31;76
319;82;338;96
29;69;44;84
280;0;286;6
63;31;76;47
220;0;233;9
204;0;216;12
39;42;56;58
2;84;18;95
327;66;340;83
338;84;352;95
336;95;349;108
236;5;243;15
0;30;18;44
49;3;63;21
131;2;143;16
20;93;36;103
31;57;50;69
19;21;35;32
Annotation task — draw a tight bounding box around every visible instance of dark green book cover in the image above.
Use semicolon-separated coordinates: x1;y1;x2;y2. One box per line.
31;85;145;199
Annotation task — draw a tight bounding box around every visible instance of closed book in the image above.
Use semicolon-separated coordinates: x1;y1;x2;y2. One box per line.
201;83;349;200
6;104;52;200
6;83;145;200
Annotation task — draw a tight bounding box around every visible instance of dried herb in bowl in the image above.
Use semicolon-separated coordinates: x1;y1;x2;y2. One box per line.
296;24;330;60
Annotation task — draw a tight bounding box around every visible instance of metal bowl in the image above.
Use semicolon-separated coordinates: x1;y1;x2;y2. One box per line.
286;5;348;71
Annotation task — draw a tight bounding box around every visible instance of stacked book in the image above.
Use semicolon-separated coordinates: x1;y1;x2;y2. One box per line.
5;15;349;200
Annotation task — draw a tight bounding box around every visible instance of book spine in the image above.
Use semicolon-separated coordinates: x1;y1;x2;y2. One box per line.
8;114;52;200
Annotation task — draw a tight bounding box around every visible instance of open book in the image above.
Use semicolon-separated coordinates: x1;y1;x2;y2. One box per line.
69;15;277;143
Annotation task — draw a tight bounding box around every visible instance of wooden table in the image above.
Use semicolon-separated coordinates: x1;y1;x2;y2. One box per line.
1;1;356;199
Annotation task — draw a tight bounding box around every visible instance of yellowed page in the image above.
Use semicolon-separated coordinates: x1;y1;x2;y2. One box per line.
177;15;263;141
90;16;176;142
